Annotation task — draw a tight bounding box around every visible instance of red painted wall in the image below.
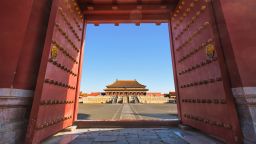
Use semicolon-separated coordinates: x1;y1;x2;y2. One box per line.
214;0;256;87
0;0;34;88
0;0;52;89
13;0;52;90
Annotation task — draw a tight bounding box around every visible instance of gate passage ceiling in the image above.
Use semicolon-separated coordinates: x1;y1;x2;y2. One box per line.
77;0;179;24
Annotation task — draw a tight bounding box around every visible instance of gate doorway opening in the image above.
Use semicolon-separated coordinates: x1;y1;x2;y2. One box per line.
25;0;243;143
2;0;253;143
78;23;178;121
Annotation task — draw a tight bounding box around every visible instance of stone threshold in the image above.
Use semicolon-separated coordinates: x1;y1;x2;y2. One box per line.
75;119;180;128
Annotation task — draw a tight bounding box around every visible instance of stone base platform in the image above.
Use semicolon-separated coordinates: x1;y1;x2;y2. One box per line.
0;88;33;144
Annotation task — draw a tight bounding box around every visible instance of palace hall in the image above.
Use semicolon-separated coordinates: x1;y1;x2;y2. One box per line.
104;80;148;96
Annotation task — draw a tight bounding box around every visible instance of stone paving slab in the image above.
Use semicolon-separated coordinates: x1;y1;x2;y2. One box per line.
94;136;117;142
43;128;223;144
78;104;178;120
120;104;136;120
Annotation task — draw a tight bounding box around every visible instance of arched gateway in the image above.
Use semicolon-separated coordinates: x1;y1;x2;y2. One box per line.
0;0;255;144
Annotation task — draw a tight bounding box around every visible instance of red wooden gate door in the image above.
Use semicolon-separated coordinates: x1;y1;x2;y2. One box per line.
25;0;84;143
170;0;242;143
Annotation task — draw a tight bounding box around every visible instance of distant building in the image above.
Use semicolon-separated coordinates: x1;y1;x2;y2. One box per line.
169;91;176;100
80;91;87;97
146;92;163;97
87;92;101;96
104;80;148;96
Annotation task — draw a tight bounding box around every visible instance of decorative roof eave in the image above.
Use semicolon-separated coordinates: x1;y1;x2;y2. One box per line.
106;80;146;88
104;88;149;91
106;86;146;88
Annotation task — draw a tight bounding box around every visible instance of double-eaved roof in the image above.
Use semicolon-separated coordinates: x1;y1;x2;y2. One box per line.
107;80;145;88
104;80;148;91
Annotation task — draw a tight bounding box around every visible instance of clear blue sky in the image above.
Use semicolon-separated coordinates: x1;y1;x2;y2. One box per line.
80;23;175;93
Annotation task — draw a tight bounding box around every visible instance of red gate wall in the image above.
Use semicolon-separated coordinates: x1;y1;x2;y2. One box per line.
25;0;85;143
169;0;242;143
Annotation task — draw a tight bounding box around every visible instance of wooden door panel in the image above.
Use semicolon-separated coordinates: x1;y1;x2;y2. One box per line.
170;0;242;143
25;0;84;143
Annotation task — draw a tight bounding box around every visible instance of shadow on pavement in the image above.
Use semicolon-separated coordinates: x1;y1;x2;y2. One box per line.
77;113;90;120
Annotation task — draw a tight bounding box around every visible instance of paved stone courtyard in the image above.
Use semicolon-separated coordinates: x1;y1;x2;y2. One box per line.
43;128;223;144
78;104;178;120
43;104;223;144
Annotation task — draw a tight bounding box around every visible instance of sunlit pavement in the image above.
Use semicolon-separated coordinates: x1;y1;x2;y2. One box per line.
78;104;178;120
42;104;223;144
43;128;223;144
